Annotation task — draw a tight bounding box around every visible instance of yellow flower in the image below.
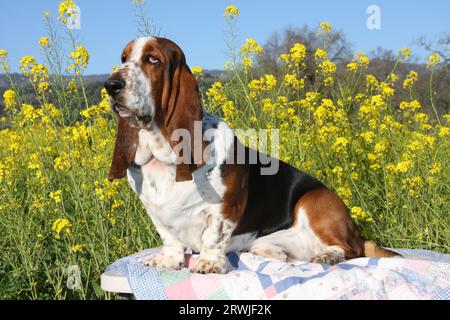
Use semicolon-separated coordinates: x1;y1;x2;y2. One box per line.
400;100;421;112
37;81;50;95
314;48;328;60
206;82;227;107
313;98;336;125
380;82;394;97
58;0;77;24
336;187;352;204
438;126;450;138
240;39;263;56
191;66;203;77
67;79;78;94
395;160;413;173
350;172;360;181
332;137;349;154
374;142;387;154
444;114;450;124
405;176;424;198
399;47;411;61
222;100;236;124
346;62;358;72
39;37;50;49
356;52;370;69
414;112;428;124
284;74;304;91
318;60;336;86
332;166;344;177
52;218;72;240
351;206;371;222
49;190;63;204
360;131;376;144
26;153;40;170
403;71;418;89
0;50;8;72
263;74;277;90
289;43;307;64
319;22;332;33
224;5;239;19
248;74;277;98
239;38;263;71
426;53;440;69
68;45;90;72
71;245;83;253
348;52;370;72
19;56;37;76
318;60;336;74
3;89;17;111
20;104;39;125
430;163;441;175
366;74;379;88
112;199;125;211
42;103;62;120
389;73;399;84
54;154;71;171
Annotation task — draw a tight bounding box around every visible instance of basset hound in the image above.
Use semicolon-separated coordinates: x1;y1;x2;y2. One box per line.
104;37;399;274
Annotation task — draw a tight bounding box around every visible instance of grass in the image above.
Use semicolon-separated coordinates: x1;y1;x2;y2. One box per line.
0;1;449;299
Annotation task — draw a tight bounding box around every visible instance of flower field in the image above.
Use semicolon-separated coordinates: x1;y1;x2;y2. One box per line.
0;2;449;299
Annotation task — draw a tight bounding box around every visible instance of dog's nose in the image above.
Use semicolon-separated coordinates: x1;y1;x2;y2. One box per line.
104;78;126;96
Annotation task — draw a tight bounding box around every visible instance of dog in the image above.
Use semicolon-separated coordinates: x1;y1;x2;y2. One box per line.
104;37;399;274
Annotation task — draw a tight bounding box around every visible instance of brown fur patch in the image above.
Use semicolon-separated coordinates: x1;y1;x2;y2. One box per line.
152;38;205;182
108;117;139;181
295;187;400;259
220;162;249;223
364;240;400;258
295;187;365;259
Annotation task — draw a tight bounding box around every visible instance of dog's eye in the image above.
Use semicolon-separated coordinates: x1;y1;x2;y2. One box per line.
121;55;126;63
147;55;159;65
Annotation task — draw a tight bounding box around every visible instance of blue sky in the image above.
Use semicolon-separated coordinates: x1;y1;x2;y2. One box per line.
1;0;449;74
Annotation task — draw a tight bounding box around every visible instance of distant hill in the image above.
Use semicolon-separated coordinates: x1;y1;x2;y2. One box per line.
0;70;223;115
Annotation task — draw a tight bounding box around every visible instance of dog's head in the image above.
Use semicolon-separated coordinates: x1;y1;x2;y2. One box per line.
105;37;203;182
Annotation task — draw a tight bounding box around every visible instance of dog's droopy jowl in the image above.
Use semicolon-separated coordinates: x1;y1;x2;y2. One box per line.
104;36;400;274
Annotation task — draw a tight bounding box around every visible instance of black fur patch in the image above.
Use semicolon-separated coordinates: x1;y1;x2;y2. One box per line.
232;148;324;237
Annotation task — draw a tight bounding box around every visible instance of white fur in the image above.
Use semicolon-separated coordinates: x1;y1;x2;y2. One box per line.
113;37;156;122
247;208;340;262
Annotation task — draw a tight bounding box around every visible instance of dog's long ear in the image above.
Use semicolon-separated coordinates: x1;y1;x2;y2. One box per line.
160;40;204;182
108;116;139;182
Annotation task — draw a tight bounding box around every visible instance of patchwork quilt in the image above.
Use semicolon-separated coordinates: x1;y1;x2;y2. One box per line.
105;248;450;300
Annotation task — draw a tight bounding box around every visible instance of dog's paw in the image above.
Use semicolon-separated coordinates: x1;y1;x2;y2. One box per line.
191;257;227;274
311;246;345;265
144;251;185;270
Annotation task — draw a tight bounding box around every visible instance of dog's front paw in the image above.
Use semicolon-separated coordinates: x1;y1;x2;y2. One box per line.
191;257;227;274
144;250;185;270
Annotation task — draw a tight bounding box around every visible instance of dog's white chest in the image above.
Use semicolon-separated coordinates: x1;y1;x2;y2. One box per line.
127;159;223;251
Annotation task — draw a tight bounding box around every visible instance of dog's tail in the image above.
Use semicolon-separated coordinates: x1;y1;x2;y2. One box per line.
363;240;401;258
